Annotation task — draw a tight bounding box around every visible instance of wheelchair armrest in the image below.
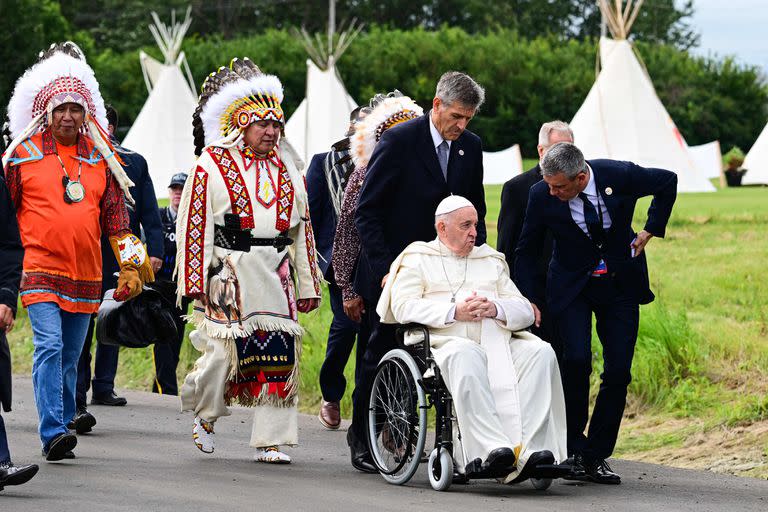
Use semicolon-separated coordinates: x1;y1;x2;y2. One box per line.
395;323;431;361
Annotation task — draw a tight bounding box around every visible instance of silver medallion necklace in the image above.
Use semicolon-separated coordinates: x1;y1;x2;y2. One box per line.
438;241;468;303
56;153;84;204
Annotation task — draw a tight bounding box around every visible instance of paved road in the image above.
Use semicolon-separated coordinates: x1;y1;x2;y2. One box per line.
1;377;766;511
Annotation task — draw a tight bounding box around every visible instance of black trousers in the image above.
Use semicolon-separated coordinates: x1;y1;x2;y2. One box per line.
76;314;119;409
555;277;639;461
0;414;9;464
347;300;397;452
532;301;563;363
318;282;360;402
152;299;190;395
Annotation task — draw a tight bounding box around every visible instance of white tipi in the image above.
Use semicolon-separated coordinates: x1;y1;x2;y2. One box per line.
570;0;715;193
482;145;524;184
123;8;197;199
285;1;361;163
742;122;768;185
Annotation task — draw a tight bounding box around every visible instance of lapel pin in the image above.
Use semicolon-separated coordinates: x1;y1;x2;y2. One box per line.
458;149;464;156
605;187;613;195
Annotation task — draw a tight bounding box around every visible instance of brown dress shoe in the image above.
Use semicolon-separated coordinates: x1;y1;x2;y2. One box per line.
318;400;341;430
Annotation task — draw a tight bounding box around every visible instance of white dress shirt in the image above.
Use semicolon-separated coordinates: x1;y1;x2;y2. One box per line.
568;164;612;236
429;113;451;155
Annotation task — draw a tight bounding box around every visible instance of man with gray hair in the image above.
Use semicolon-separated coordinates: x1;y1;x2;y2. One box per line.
515;142;677;484
346;71;488;472
497;121;574;353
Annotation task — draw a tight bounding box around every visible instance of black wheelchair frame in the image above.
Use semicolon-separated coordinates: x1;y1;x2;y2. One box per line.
366;323;554;491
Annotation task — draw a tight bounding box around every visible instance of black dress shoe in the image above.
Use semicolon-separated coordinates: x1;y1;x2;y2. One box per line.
584;458;621;485
562;454;589;481
43;432;77;462
0;462;39;490
91;392;127;406
482;447;517;472
350;448;378;473
452;472;470;485
506;450;556;484
67;409;97;434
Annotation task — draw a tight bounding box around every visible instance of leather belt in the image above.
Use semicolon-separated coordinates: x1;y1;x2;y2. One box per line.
214;224;293;252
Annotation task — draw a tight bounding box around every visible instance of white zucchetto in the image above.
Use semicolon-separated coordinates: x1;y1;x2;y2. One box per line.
435;195;474;216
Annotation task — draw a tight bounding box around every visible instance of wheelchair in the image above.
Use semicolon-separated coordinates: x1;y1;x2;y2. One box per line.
367;324;562;492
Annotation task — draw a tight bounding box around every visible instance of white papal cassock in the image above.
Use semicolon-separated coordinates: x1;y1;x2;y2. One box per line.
377;239;567;477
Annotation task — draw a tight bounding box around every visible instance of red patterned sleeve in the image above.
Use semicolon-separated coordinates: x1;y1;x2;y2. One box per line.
4;163;22;210
100;168;130;237
331;165;365;302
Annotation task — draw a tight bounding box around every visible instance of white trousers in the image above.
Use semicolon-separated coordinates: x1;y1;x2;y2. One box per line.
433;335;567;469
433;339;513;466
180;330;298;447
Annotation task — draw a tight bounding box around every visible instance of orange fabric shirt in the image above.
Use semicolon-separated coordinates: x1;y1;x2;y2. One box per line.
6;130;129;313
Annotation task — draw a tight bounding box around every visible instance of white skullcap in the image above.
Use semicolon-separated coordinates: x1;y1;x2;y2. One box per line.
435;195;474;216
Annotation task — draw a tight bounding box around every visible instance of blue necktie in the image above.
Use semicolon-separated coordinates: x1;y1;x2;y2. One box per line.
579;192;605;248
437;140;449;180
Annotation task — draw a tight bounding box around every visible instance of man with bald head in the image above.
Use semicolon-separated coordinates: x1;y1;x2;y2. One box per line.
377;196;567;483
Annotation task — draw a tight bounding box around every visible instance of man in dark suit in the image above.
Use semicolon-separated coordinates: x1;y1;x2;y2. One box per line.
71;105;164;432
306;108;364;431
497;121;573;354
0;173;39;490
347;71;487;472
515;142;677;484
153;172;190;396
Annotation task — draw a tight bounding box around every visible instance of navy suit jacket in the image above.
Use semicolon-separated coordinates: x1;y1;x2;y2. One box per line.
100;146;164;292
0;175;22;412
354;114;487;302
497;164;554;283
515;160;677;315
305;151;335;280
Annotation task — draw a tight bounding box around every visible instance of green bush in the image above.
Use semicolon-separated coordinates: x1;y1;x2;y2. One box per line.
590;301;704;410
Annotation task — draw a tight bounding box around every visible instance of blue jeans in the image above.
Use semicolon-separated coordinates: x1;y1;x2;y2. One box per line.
27;302;91;449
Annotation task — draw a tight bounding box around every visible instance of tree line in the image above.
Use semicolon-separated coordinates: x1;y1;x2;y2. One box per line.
58;0;699;50
1;1;765;156
63;28;768;156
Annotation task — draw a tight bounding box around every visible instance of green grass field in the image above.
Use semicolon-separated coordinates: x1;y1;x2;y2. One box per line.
7;180;768;477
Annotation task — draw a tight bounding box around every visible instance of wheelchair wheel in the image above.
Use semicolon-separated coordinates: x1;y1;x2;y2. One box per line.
428;448;453;491
368;349;428;485
530;477;552;490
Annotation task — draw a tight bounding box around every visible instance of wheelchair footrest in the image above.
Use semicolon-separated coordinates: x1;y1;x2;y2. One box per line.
464;462;573;482
464;462;515;480
528;463;573;479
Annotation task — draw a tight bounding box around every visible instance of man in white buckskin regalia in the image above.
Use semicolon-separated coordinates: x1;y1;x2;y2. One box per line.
377;195;567;482
176;58;321;464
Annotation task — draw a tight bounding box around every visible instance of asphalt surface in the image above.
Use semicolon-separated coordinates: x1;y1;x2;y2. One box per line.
1;376;766;511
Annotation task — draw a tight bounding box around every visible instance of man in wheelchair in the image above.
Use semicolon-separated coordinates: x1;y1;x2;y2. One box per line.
376;195;567;484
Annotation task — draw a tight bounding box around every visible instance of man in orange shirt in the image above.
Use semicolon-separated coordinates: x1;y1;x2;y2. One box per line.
2;42;153;461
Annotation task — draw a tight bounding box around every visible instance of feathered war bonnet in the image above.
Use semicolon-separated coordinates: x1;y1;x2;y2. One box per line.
193;57;285;156
2;42;135;203
350;91;423;169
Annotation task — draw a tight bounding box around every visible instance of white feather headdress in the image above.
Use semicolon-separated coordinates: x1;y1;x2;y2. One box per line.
350;92;423;169
2;42;134;203
193;58;285;154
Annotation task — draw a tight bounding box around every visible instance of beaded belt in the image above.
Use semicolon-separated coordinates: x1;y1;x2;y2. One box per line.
214;224;293;252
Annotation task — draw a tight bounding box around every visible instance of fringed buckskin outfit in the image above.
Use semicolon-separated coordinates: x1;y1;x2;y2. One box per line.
178;58;321;452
